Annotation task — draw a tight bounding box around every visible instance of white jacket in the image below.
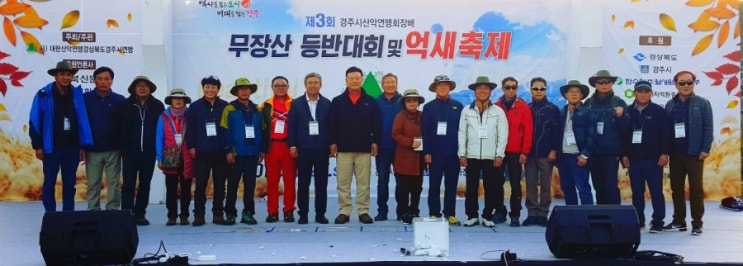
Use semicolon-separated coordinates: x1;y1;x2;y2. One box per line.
457;101;508;160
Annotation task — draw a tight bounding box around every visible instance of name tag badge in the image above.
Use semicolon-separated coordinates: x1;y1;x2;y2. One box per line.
596;122;604;135
205;122;217;137
632;130;642;144
245;125;255;139
414;137;423;151
674;123;686;138
174;133;183;145
566;132;577;145
478;126;488;139
309;121;319;135
274;120;286;134
436;122;447;136
63;117;71;131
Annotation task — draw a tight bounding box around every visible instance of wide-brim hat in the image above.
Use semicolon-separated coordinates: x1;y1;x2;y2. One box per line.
47;61;78;76
164;88;192;105
560;80;589;100
588;70;618;87
230;77;258;96
467;76;497;90
127;75;157;95
398;89;425;105
428;75;456;92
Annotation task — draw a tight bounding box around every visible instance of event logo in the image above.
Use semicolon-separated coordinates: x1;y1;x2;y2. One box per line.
241;0;251;8
639;65;649;74
633;53;646;62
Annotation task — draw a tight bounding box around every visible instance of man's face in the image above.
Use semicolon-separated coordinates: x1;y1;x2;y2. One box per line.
674;73;695;97
170;98;185;109
54;71;74;88
134;81;151;98
502;80;518;99
634;90;651;105
530;81;547;101
202;84;219;100
474;85;491;102
345;72;363;92
272;78;288;97
594;78;613;94
382;76;397;95
434;82;451;98
237;87;252;101
304;76;321;96
94;72;113;93
565;87;584;105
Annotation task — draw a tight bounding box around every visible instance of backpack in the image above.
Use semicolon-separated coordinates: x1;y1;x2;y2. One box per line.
720;196;743;211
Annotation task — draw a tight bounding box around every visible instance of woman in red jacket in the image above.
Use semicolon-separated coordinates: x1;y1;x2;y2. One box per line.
156;88;194;226
391;89;425;225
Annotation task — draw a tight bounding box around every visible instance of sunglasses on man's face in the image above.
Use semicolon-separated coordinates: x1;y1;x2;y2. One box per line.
677;81;695;86
503;86;517;90
595;80;613;85
531;87;546;92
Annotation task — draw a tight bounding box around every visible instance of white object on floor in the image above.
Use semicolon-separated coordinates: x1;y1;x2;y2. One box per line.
413;217;449;256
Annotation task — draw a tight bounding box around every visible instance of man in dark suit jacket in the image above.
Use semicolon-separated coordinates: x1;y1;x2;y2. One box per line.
288;72;332;224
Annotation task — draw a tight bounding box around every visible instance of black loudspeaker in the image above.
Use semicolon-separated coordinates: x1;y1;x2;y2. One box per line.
39;210;139;266
545;205;640;259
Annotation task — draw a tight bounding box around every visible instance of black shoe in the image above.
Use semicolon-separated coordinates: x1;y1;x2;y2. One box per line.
359;213;374;224
334;214;349;224
298;215;308;224
266;213;279;223
691;227;703;235
510;217;521;227
374;213;388;221
135;216;150;226
316;215;329;224
663;222;687;231
401;213;414;225
537;216;548;227
240;211;257;225
284;211;295;223
522;216;539;226
224;215;236;225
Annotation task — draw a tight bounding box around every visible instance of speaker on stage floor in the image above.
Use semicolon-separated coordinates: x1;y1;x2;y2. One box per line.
545;205;640;259
39;210;139;266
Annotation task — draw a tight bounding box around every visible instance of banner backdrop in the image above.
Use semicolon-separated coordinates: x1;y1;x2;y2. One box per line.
172;0;571;197
601;0;741;200
0;0;142;200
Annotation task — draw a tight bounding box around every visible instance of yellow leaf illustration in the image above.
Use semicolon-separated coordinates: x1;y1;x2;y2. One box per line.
631;0;640;2
726;100;738;108
118;48;125;55
618;48;624;54
692;34;713;56
3;17;16;46
22;124;27;133
0;103;6;112
722;116;737;124
20;30;43;54
14;7;49;29
686;0;715;6
611;14;616;22
67;40;79;46
720;127;732;135
725;0;739;9
0;113;10;121
705;7;735;19
0;1;30;16
659;13;677;32
735;18;740;38
60;10;80;30
718;20;729;48
106;19;119;28
623;21;634;29
127;13;133;22
688;19;719;32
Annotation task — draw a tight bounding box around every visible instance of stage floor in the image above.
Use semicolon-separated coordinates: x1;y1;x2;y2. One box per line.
2;198;742;265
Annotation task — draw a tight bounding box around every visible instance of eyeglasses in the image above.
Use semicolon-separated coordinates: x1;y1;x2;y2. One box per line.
531;87;546;91
595;80;613;85
677;81;695;86
503;86;517;90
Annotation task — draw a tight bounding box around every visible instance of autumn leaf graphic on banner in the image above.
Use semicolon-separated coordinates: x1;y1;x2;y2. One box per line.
0;50;31;98
686;0;740;56
0;1;48;54
106;19;119;28
60;10;79;29
659;13;677;32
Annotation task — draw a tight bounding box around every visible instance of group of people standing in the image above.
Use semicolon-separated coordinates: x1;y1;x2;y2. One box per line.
30;62;712;236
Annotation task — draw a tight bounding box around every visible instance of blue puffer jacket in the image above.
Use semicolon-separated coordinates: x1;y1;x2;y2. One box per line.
220;100;264;157
584;91;630;156
559;103;597;157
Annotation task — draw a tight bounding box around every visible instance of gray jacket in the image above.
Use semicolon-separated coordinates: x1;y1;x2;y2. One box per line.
664;94;713;155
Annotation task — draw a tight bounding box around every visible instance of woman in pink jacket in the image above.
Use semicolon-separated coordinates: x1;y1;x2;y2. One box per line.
156;88;194;226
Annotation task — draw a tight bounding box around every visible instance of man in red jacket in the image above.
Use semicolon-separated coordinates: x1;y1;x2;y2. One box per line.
494;76;533;227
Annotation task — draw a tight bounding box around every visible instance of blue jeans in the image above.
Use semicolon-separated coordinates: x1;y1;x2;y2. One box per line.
121;150;156;217
375;148;395;216
558;154;593;205
428;154;460;217
296;148;329;217
629;159;665;227
42;147;80;212
590;155;621;204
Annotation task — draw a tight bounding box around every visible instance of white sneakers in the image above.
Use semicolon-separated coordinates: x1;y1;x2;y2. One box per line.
482;219;496;228
462;217;480;227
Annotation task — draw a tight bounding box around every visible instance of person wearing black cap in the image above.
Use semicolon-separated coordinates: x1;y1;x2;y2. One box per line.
557;80;597;205
29;61;93;212
186;75;230;226
119;75;165;225
621;80;671;233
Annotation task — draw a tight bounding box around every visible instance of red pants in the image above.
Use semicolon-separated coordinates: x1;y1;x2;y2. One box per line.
265;141;296;214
